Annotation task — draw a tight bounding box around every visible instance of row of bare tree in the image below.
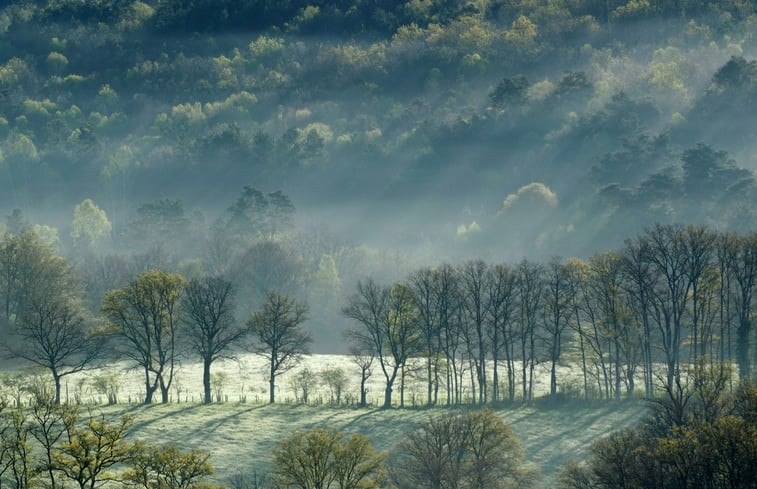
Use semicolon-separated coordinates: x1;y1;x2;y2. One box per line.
345;224;757;407
0;230;312;406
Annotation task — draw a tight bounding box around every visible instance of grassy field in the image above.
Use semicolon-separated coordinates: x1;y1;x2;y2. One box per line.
1;354;648;486
95;399;645;486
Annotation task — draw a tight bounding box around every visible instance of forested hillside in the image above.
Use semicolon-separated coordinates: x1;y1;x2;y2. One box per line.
1;0;756;252
0;0;756;352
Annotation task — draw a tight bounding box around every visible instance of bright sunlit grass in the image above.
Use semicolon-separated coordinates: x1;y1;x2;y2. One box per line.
0;353;649;485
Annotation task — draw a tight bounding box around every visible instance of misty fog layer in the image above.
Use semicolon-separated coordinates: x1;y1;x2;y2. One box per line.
0;1;756;350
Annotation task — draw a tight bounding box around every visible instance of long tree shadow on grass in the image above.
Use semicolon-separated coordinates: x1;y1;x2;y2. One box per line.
123;403;208;432
184;403;270;438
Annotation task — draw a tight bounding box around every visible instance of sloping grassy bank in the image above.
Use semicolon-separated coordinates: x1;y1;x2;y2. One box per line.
98;399;646;485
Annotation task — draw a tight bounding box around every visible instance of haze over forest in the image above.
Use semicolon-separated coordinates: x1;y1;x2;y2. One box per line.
1;0;756;350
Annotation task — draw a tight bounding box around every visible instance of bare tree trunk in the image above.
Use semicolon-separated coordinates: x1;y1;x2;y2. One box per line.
203;359;212;404
53;372;61;405
269;360;276;404
360;374;367;407
383;383;392;409
144;367;156;404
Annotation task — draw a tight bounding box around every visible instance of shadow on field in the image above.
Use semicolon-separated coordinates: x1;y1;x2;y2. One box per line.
509;401;648;480
127;403;206;432
187;404;268;437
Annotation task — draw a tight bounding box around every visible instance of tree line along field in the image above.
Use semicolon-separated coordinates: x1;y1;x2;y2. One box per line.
1;221;757;487
3;222;757;411
0;354;591;408
0;357;648;487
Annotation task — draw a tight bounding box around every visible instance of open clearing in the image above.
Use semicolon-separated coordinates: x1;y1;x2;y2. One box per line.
3;354;648;485
95;400;645;485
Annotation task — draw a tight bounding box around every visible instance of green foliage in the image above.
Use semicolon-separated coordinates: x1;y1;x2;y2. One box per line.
126;444;214;489
224;187;296;242
91;369;121;405
392;409;537;489
321;367;347;404
0;401;222;489
125;199;190;248
272;427;387;489
101;270;187;404
54;411;137;489
71;198;112;251
559;371;757;489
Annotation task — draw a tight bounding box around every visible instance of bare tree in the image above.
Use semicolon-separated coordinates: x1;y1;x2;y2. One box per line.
541;257;574;398
486;263;518;403
344;280;419;408
644;224;692;391
621;236;656;398
459;260;489;405
727;232;757;379
516;260;544;402
248;292;310;404
181;276;245;404
4;239;102;404
587;252;637;400
681;226;717;361
349;346;374;407
409;267;441;406
13;298;102;405
434;265;462;405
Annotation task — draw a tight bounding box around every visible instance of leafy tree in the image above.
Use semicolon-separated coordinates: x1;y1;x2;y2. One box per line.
91;369;121;405
101;270;187;404
29;401;71;489
392;409;535;489
225;187;296;241
70;199;112;252
1;232;101;404
321;367;347;405
272;428;386;489
489;75;530;108
291;367;318;404
126;444;214;489
181;276;245;404
5;209;30;236
0;231;59;325
232;240;303;307
124;199;190;249
55;412;137;489
247;292;310;404
0;407;35;489
559;369;757;489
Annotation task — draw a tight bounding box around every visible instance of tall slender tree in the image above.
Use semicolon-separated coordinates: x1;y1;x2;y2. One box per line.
248;292;310;404
181;276;245;404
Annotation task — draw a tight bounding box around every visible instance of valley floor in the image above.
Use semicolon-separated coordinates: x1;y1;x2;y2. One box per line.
98;399;646;486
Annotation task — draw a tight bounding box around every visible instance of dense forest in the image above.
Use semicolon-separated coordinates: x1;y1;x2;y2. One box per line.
0;0;756;352
0;0;756;257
